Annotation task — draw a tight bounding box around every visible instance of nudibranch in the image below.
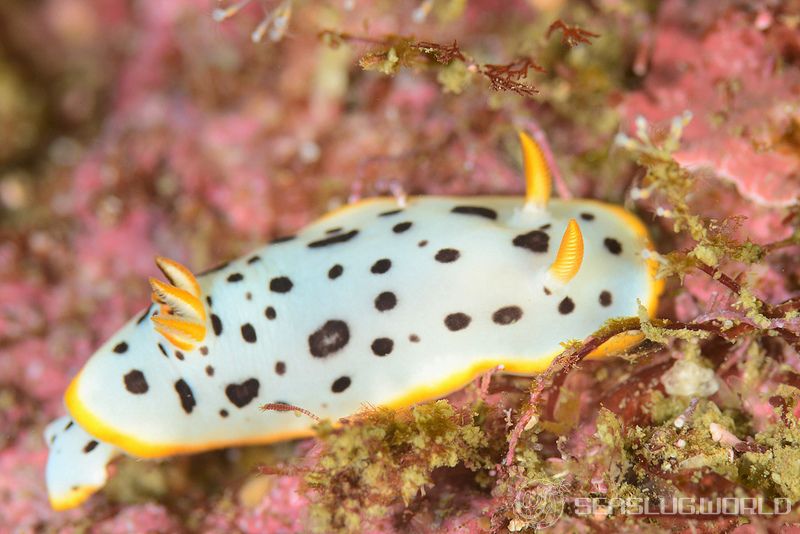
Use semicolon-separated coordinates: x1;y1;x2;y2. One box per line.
45;132;662;510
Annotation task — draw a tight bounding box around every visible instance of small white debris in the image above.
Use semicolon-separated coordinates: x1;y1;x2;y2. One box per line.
508;519;526;532
613;132;637;151
212;0;252;22
0;173;28;210
249;0;293;43
629;186;643;200
635;115;649;139
298;141;320;163
524;415;539;431
388;182;408;208
412;0;434;23
655;207;673;218
661;359;719;397
709;422;742;447
268;1;292;42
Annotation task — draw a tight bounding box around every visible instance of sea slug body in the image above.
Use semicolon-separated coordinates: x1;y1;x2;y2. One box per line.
44;132;662;510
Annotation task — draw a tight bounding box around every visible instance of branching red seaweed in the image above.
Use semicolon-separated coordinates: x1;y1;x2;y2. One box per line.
546;19;600;47
319;30;543;97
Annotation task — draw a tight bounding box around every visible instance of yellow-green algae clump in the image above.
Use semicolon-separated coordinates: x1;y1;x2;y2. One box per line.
304;400;504;532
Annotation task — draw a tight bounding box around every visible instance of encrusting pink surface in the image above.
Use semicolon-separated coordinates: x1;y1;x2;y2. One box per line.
2;0;799;531
622;0;800;208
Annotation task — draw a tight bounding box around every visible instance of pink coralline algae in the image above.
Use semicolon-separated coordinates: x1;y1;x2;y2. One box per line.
622;0;800;207
232;477;309;533
90;503;183;533
2;0;800;531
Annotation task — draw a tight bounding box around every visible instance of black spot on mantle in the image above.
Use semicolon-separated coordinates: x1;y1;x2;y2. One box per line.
444;313;471;331
492;306;523;325
241;323;257;343
174;379;197;414
451;206;498;220
393;222;413;233
124;370;149;394
371;337;394;356
270;276;293;293
136;305;153;325
370;259;392;274
374;291;397;311
331;376;351;393
328;264;344;280
270;235;296;244
378;209;403;217
225;378;260;408
197;261;230;276
308;230;359;248
211;314;223;336
513;230;549;253
604;238;623;255
308;320;350;358
435;248;460;263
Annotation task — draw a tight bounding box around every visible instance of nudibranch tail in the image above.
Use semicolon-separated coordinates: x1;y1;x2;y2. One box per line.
519;130;552;210
44;416;119;511
149;257;206;351
549;218;584;283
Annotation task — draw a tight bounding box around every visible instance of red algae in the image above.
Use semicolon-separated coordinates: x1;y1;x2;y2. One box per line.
2;0;800;531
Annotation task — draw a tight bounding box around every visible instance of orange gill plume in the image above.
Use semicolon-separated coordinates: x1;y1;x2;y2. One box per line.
149;257;207;351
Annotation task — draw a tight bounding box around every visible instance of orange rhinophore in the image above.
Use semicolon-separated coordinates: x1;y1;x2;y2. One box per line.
149;257;207;350
549;219;584;284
